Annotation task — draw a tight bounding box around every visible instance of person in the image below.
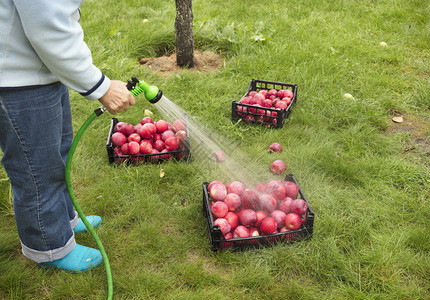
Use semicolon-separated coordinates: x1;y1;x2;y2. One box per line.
0;1;135;272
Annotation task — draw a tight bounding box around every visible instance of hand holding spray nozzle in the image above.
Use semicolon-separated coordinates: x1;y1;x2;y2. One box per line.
126;76;163;103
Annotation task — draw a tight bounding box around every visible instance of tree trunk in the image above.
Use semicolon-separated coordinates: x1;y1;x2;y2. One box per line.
175;0;194;68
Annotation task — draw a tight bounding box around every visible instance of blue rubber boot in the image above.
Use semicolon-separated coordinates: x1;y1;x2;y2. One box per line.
39;244;103;273
73;215;103;233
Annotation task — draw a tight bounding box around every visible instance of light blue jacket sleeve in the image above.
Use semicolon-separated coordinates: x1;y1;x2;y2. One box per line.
11;0;110;100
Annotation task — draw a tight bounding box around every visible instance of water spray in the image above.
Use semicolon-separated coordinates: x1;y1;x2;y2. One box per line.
65;77;160;300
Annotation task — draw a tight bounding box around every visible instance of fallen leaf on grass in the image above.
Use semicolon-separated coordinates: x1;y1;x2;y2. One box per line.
392;116;404;123
160;169;165;178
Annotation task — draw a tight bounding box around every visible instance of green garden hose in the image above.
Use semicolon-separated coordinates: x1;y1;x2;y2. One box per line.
65;107;114;299
64;77;162;300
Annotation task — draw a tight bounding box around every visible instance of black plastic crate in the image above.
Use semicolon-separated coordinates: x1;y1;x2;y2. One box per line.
202;174;314;252
232;79;298;128
106;118;191;165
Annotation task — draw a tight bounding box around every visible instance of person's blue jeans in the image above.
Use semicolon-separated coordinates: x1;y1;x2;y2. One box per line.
0;82;79;263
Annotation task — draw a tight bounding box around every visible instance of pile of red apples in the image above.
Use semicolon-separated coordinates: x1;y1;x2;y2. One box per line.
236;88;294;125
208;178;308;239
110;117;187;163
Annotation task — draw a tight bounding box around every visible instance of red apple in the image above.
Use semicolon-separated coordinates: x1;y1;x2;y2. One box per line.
114;121;125;133
259;217;278;234
248;91;257;97
233;225;250;238
134;123;142;135
241;189;259;209
140;123;157;140
254;183;267;194
263;99;273;108
128;141;140;155
254;210;268;228
161;130;175;142
208;180;224;193
227;181;246;196
284;213;301;230
248;227;260;237
284;89;294;99
275;101;288;110
140;116;154;125
214;218;231;235
213;151;226;163
153;139;165;152
268;89;278;97
224;232;233;239
290;199;308;215
154;133;162;141
165;137;179;151
224;211;239;230
268;142;282;153
127;133;141;143
149;149;160;162
175;130;187;143
209;183;227;202
258;90;268;98
279;197;294;214
111;132;126;147
258;194;277;213
270;160;286;175
118;122;134;136
160;149;172;160
120;142;129;155
139;140;153;154
282;181;299;199
224;193;242;211
271;184;287;201
271;210;287;228
212;206;228;224
172;119;186;132
237;209;257;227
154;119;169;133
277;89;285;98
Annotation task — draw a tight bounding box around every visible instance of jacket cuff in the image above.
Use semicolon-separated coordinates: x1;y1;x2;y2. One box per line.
80;74;111;100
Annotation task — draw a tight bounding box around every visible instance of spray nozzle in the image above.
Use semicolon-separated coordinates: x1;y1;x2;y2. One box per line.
126;76;163;103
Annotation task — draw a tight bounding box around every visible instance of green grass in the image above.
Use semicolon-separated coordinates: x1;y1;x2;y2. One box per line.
1;0;429;299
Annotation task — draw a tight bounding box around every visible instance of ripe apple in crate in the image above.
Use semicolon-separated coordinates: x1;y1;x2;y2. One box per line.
258;194;277;213
259;216;278;234
140;123;157;139
254;210;268;228
241;189;259;209
284;213;301;230
279;197;294;214
224;193;242;212
227;181;246;196
271;210;287;228
140;116;154;125
233;225;250;238
283;181;299;198
290;199;308;215
214;218;231;235
112;132;126;147
237;209;257;227
248;227;260;237
209;182;227;202
224;211;239;230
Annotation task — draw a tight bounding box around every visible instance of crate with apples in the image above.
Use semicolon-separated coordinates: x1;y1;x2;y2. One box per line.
202;174;314;252
231;79;298;128
106;116;190;165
